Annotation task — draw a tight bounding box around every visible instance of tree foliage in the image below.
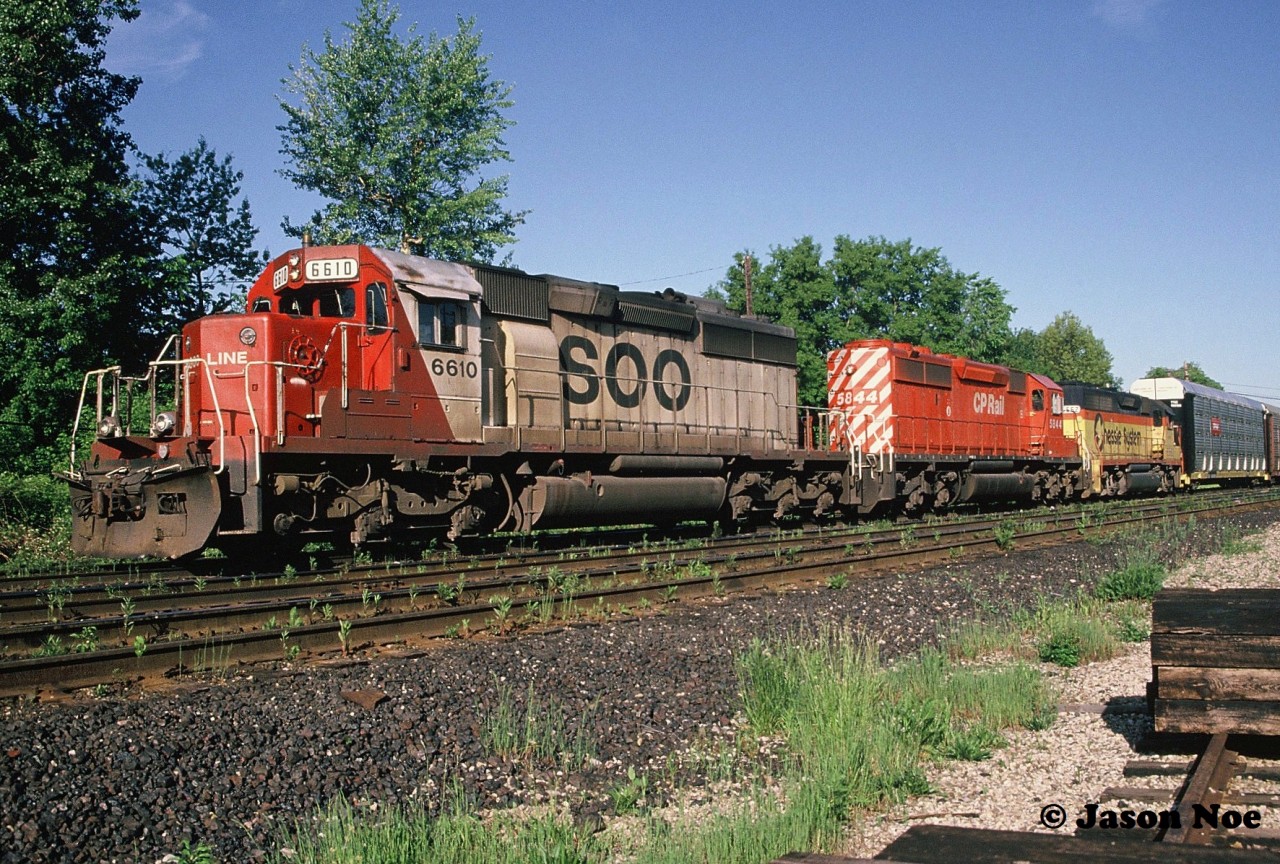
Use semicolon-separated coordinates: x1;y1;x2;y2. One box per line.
1031;311;1121;388
136;137;268;333
1142;361;1221;389
0;0;153;473
713;236;1016;405
278;1;524;261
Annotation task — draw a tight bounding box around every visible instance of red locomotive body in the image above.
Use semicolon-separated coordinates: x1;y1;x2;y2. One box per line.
827;340;1079;513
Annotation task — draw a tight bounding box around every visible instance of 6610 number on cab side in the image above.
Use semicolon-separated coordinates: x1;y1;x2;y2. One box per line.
431;357;478;378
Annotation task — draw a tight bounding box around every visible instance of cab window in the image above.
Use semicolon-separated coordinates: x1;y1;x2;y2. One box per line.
366;283;389;330
1031;390;1044;411
418;300;466;349
280;287;355;318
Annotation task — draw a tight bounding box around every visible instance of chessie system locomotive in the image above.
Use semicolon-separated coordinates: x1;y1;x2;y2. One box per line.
63;244;1280;559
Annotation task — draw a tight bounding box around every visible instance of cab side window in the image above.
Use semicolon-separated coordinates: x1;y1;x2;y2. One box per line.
1031;390;1045;411
418;300;466;349
366;283;389;330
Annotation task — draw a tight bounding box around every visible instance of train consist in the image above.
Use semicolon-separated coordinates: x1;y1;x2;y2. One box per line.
63;244;1277;559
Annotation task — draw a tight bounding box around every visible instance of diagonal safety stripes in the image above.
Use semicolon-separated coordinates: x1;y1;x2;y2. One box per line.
829;346;894;455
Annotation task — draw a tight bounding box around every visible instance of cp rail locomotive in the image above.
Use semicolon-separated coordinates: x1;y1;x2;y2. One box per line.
63;244;1275;560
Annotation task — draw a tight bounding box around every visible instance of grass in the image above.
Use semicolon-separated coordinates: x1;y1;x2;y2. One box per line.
946;593;1135;668
1095;547;1167;601
1219;524;1263;555
281;793;605;864
481;679;597;771
277;625;1055;864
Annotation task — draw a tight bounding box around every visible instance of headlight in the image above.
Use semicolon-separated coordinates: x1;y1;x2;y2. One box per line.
97;415;122;439
150;411;176;438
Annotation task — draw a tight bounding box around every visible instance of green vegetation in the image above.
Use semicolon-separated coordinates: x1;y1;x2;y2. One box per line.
1143;362;1221;389
947;592;1144;669
281;793;604;864
480;680;596;771
992;520;1017;551
280;625;1053;864
0;474;73;568
1095;548;1166;601
1020;311;1121;388
278;0;523;260
1219;524;1262;556
711;237;1019;405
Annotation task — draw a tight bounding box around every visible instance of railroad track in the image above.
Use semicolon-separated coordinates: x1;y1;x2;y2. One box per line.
1099;733;1280;849
2;489;1278;697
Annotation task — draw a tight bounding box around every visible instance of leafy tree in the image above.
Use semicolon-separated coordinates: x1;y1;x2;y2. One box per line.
717;239;849;406
1142;362;1221;389
1033;311;1120;388
713;236;1016;405
828;236;1015;364
135;137;267;333
0;0;153;473
1002;327;1048;377
278;2;525;261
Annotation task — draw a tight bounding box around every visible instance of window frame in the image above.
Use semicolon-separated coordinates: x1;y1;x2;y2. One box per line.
417;299;467;351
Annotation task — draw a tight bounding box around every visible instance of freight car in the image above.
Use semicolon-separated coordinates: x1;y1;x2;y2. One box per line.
1059;384;1181;497
1129;378;1268;487
1263;402;1280;482
64;244;850;559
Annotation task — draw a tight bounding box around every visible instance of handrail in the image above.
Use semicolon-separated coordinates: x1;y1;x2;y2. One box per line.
69;353;227;479
152;358;226;474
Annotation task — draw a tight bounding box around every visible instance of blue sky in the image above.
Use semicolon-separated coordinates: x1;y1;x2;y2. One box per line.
105;0;1280;396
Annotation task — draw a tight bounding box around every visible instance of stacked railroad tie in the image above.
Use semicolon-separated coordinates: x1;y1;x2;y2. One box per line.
1150;588;1280;735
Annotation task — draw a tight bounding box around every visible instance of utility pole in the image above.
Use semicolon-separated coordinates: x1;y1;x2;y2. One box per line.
743;254;754;317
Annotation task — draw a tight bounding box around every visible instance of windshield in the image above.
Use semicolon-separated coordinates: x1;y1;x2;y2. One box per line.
279;287;356;318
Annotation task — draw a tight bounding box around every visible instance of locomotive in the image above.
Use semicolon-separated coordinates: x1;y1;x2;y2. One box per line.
62;244;1270;560
65;244;849;559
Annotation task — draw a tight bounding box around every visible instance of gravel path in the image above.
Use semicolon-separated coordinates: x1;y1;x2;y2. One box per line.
842;510;1280;858
2;506;1279;863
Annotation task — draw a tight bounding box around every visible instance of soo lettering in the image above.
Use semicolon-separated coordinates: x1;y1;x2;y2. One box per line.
559;336;692;411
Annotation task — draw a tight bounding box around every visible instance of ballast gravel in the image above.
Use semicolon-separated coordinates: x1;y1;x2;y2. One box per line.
3;507;1280;863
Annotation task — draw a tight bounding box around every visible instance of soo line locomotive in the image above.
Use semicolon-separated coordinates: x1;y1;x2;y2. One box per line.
63;244;1280;559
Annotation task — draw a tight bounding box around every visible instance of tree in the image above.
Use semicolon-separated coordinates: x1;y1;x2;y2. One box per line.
1142;362;1222;389
1033;312;1120;388
828;236;1015;364
0;0;154;473
1002;327;1048;377
278;2;525;261
136;138;267;333
713;236;1016;406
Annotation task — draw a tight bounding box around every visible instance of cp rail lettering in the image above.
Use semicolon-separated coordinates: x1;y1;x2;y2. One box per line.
560;336;692;411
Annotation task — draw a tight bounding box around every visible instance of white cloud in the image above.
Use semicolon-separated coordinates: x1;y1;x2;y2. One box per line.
1091;0;1166;28
105;0;211;80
